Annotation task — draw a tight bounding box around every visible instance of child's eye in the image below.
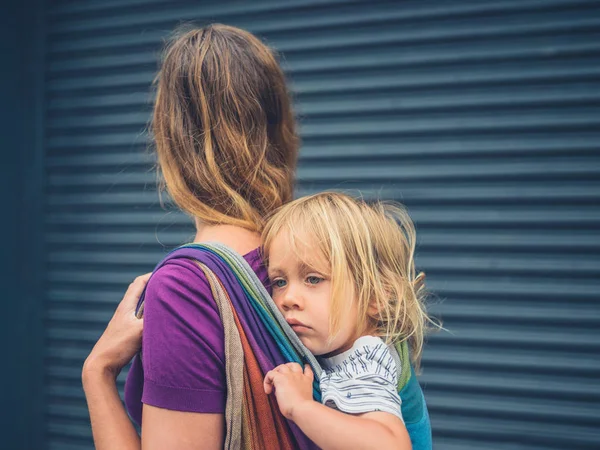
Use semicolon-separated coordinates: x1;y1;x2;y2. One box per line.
306;276;323;285
272;279;287;289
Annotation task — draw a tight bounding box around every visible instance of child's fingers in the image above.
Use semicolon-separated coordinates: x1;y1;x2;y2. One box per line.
263;370;276;394
277;364;291;374
304;364;314;381
285;362;303;373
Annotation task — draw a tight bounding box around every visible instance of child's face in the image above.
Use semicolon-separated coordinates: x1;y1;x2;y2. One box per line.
267;231;359;356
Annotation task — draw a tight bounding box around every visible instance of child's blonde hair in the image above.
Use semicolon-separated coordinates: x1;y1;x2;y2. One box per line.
262;191;434;368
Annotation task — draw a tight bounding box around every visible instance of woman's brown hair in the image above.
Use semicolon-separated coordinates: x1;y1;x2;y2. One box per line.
153;24;299;232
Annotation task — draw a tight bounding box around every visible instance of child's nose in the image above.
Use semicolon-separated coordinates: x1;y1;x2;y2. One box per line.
282;287;303;311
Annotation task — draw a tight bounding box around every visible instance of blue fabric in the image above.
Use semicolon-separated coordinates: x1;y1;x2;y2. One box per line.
399;366;432;450
405;389;432;450
400;365;424;423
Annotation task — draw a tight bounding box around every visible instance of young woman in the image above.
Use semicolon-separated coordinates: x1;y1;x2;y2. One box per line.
82;24;309;449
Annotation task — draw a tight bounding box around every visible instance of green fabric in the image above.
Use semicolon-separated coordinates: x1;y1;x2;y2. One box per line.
395;340;411;390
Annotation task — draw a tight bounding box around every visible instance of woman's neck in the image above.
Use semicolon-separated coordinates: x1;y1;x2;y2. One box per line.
193;220;262;256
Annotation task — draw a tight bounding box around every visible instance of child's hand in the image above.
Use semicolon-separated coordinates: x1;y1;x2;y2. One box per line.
263;363;314;420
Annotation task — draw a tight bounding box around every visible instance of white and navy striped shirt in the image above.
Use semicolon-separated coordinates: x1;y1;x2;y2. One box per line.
318;335;403;421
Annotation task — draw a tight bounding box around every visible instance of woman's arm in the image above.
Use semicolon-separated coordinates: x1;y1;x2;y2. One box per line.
132;260;229;450
82;273;226;450
140;405;223;450
83;365;225;450
82;366;141;450
264;363;411;450
82;275;148;450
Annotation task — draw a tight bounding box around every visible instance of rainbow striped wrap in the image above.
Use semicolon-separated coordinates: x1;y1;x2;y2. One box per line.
135;243;432;449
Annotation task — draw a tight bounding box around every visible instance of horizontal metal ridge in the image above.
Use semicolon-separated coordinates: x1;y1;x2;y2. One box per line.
48;13;600;55
43;228;600;252
50;0;359;21
48;0;597;36
48;85;600;120
48;40;600;76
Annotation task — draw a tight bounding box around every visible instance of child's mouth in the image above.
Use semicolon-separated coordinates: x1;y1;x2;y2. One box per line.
290;324;311;333
286;318;310;332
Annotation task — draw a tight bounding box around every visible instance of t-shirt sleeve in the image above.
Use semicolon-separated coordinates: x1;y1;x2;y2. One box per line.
320;343;403;421
140;258;226;413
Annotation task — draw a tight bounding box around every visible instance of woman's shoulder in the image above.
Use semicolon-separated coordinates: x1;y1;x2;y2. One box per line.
140;255;226;374
135;255;231;417
150;245;265;279
144;245;267;308
143;257;210;306
148;256;209;286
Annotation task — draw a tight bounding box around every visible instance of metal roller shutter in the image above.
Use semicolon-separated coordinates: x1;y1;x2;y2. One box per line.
44;1;600;449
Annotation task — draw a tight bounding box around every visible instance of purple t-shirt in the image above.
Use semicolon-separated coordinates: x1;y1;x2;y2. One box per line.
124;247;268;424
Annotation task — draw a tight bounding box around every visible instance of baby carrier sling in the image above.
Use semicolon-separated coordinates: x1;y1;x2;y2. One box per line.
135;243;432;449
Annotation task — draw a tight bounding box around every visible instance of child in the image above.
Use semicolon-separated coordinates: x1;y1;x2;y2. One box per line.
262;192;433;450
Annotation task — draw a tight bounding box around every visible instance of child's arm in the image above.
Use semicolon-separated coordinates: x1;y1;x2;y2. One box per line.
292;398;411;450
264;363;412;450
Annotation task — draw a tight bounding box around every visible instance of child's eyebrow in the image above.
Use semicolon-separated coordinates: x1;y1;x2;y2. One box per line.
267;267;284;276
298;261;325;274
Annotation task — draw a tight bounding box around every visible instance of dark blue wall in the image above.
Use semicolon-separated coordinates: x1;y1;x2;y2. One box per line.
0;0;45;448
5;1;600;449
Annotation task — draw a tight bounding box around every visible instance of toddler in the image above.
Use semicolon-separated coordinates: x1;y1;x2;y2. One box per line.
262;192;433;450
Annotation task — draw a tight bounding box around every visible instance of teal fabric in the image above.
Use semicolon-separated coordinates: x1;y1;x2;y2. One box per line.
405;389;432;450
399;365;432;450
400;365;424;424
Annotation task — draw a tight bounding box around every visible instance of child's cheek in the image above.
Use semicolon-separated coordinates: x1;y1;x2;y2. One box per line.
272;294;284;313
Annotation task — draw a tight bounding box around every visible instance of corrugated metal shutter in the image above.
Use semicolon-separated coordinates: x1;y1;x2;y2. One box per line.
44;1;600;449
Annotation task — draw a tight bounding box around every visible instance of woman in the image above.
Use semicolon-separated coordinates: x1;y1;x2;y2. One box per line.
82;24;305;449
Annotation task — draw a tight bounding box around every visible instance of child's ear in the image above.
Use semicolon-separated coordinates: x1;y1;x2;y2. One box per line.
367;301;379;317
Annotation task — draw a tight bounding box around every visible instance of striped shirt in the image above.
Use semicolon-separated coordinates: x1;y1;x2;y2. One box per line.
318;335;403;422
